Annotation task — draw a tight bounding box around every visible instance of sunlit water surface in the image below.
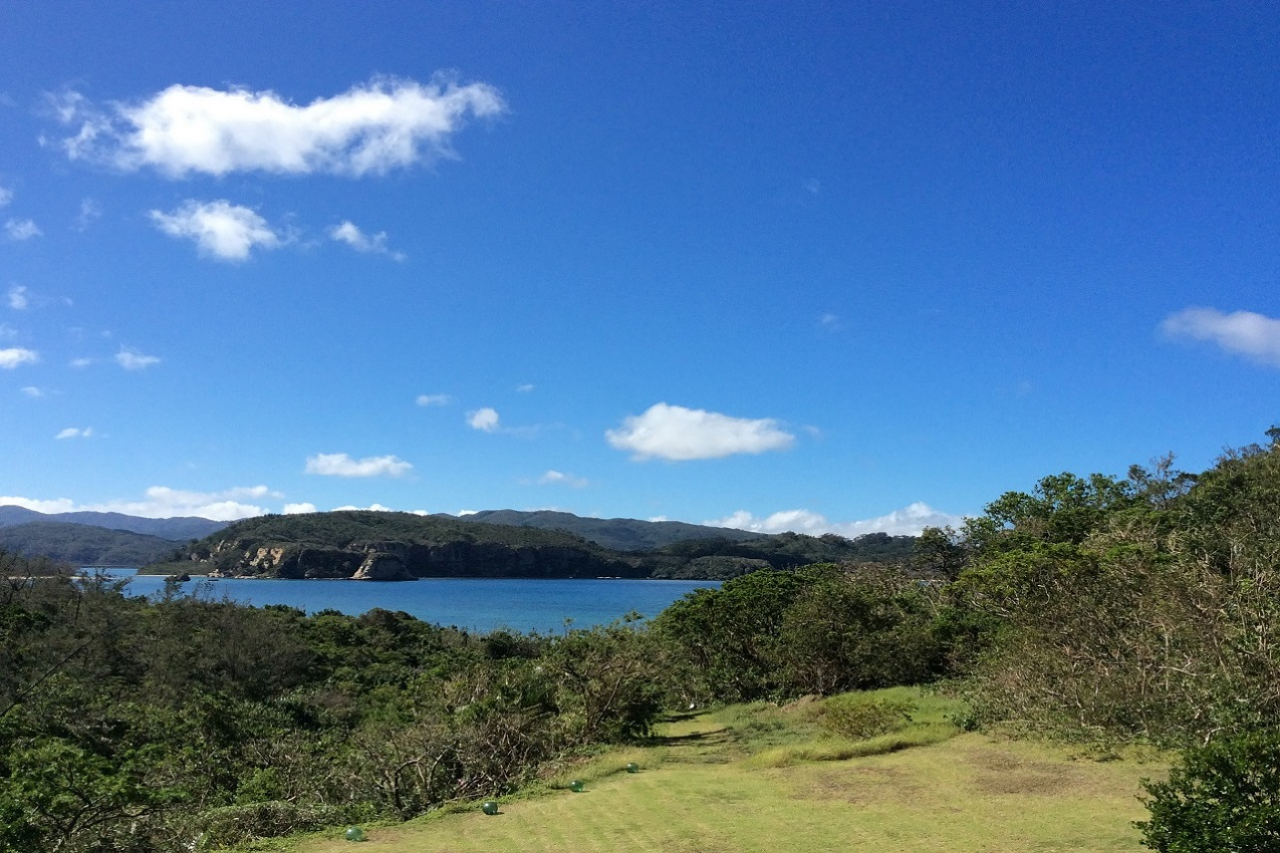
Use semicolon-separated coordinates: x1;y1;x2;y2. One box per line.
88;569;718;634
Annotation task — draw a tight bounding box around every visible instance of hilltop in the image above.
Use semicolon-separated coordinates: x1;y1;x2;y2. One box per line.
451;509;766;551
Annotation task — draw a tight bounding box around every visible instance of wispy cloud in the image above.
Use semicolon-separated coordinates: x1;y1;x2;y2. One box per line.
467;407;500;432
53;76;505;177
0;347;38;369
416;393;453;407
1161;307;1280;368
706;502;964;538
20;386;44;397
304;452;412;478
516;383;535;393
0;484;278;521
606;402;795;461
115;348;159;370
536;470;589;488
76;197;102;229
55;426;93;440
7;285;28;310
0;185;11;207
4;219;40;241
329;221;404;260
150;199;282;261
283;502;317;514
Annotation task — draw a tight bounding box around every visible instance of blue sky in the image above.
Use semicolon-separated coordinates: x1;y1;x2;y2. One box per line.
1;2;1277;534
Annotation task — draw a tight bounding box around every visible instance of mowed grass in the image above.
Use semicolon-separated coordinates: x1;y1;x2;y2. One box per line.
279;688;1164;853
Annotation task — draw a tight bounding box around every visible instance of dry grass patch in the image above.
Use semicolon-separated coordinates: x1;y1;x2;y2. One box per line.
275;689;1164;853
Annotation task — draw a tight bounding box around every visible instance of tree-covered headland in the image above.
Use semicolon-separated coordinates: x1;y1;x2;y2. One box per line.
4;428;1280;851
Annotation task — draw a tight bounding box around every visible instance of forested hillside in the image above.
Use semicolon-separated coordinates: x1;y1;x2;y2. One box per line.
0;521;181;566
454;509;766;551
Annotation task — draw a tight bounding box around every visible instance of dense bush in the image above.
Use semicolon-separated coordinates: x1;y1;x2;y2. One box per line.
948;435;1280;746
654;564;947;703
817;695;915;740
1136;731;1280;852
0;555;673;852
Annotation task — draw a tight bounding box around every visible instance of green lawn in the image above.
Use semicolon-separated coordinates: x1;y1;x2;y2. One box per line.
278;688;1163;853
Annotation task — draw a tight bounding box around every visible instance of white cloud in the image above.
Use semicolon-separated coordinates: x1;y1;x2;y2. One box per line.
332;503;397;512
706;502;964;538
0;186;11;207
416;393;453;407
55;76;505;177
305;452;412;478
55;427;93;440
138;485;276;519
116;348;160;370
283;502;318;514
20;386;44;397
0;323;13;338
516;383;535;393
537;470;588;488
467;407;500;432
1161;307;1280;367
0;496;76;514
0;347;38;368
0;484;277;521
606;402;795;461
329;220;404;260
150;199;282;261
7;285;27;310
5;219;41;241
69;357;93;368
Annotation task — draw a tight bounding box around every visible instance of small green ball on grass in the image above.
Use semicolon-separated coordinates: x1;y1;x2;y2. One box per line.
626;762;640;773
344;826;367;842
569;780;585;792
482;801;499;815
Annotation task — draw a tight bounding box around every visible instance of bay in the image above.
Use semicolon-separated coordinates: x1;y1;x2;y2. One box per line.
88;569;718;634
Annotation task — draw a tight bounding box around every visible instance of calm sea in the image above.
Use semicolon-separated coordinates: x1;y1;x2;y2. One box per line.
89;569;718;634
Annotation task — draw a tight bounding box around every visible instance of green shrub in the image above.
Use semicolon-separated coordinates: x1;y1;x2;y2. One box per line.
818;696;915;740
1136;731;1280;852
192;800;352;849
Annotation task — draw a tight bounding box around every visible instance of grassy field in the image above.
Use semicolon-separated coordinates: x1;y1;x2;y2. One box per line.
277;688;1164;853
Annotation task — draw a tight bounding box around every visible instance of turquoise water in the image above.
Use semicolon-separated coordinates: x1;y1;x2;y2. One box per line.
90;569;717;634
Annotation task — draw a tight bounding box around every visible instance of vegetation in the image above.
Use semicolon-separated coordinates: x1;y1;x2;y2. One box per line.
282;689;1158;853
6;425;1280;850
1136;730;1280;853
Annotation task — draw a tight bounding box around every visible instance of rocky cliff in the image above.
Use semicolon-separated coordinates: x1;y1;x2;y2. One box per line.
181;513;646;580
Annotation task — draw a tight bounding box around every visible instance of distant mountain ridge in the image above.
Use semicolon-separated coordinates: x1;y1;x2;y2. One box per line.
0;505;228;540
449;509;767;551
0;521;181;566
1;505;918;578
